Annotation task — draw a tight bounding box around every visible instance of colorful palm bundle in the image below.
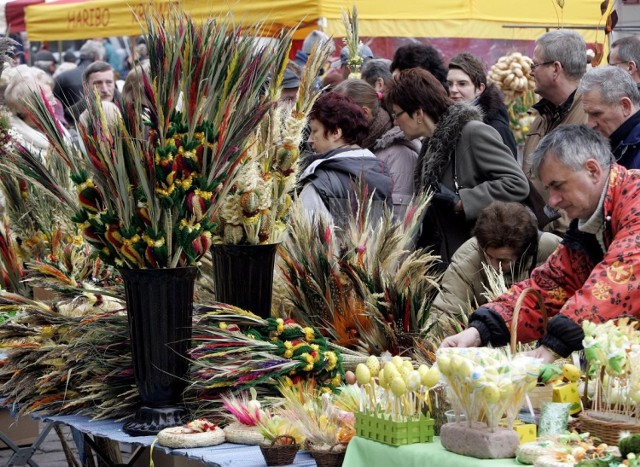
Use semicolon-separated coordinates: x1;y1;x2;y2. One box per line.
213;34;331;245
187;312;344;418
0;301;138;420
0;218;28;299
1;7;294;269
276;191;443;356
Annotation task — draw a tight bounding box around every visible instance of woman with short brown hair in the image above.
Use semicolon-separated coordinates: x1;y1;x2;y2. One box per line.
386;68;529;266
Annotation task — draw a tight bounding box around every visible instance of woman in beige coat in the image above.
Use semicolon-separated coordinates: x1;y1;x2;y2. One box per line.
426;202;561;340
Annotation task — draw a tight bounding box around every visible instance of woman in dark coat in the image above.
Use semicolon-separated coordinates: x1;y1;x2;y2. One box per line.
386;68;529;266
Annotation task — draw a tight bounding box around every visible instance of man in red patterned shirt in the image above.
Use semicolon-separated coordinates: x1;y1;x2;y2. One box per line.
441;125;640;363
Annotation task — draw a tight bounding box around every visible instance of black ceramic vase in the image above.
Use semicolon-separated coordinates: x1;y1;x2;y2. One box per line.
119;266;197;436
210;243;280;318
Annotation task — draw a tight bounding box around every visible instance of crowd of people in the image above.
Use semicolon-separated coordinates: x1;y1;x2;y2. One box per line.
3;28;640;363
296;28;640;362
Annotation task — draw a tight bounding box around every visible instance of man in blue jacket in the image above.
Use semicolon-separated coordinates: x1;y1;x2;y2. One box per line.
580;66;640;169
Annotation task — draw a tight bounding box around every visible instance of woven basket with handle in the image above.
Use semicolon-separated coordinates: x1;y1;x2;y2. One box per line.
579;360;640;444
511;287;553;410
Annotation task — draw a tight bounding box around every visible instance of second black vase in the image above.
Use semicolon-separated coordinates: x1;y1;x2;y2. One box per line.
210;243;280;318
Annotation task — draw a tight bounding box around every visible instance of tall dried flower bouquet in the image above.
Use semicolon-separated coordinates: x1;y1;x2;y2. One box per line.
3;7;294;269
214;40;331;245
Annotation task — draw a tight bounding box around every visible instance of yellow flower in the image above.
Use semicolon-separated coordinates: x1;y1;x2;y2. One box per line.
177;175;194;191
325;351;338;371
195;189;213;200
303;327;315;341
179;219;201;232
330;375;341;388
142;234;165;248
155;183;176;197
276;318;284;334
155;152;173;165
76;179;95;193
219;322;228;330
301;353;314;371
284;341;293;359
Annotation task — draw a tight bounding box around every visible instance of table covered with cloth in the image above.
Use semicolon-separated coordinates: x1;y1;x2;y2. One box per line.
37;413;316;467
344;436;520;466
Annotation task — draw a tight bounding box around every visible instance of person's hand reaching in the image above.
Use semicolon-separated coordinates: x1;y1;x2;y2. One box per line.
440;327;482;348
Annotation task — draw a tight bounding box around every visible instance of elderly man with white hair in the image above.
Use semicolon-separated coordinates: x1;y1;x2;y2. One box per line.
580;65;640;169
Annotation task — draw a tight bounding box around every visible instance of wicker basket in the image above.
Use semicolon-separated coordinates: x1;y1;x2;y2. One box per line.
307;443;347;467
259;435;300;466
511;288;555;410
578;410;640;445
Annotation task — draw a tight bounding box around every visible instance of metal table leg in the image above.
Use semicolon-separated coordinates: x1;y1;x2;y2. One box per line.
2;421;54;467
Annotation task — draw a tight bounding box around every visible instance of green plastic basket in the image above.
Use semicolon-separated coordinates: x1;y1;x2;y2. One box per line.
355;412;434;446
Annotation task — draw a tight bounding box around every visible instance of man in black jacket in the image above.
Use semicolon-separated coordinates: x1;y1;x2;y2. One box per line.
580;66;640;169
54;40;104;123
68;61;119;122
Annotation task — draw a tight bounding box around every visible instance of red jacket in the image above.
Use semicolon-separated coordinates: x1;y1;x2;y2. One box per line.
469;164;640;356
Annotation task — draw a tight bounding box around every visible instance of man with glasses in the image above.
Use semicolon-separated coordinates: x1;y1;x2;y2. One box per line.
522;29;588;235
442;125;640;363
609;36;640;91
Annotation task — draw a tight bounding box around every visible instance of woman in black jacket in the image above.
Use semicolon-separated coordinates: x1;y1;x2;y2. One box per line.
447;52;518;158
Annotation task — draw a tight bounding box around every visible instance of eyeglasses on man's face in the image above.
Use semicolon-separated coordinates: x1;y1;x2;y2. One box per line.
531;60;555;71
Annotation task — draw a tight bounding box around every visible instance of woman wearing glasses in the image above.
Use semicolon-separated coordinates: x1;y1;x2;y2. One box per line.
426;202;561;340
386;68;530;266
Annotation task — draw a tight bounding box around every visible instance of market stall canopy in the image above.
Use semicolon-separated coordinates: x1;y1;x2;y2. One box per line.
318;0;605;43
4;0;42;33
24;0;319;41
25;0;606;42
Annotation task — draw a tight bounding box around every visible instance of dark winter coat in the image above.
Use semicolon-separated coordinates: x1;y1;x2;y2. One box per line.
298;147;392;226
522;91;587;235
415;104;530;264
475;83;518;158
610;109;640;169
